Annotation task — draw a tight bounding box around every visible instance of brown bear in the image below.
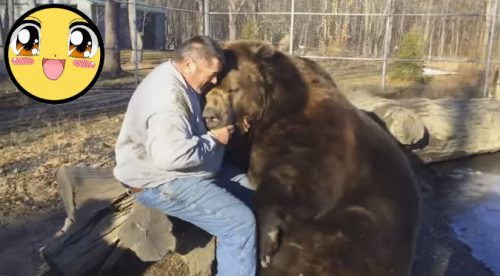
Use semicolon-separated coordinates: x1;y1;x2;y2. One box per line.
203;40;421;276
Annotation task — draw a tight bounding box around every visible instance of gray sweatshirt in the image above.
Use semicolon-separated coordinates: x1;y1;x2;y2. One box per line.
113;60;224;188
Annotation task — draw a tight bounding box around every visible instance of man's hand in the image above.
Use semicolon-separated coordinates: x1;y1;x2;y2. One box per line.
209;125;235;145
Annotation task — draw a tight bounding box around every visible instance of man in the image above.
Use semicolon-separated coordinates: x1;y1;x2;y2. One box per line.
113;35;256;276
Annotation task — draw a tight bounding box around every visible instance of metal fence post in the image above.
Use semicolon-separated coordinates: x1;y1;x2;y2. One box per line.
289;0;295;55
381;0;393;93
134;0;139;87
204;0;210;36
483;0;499;98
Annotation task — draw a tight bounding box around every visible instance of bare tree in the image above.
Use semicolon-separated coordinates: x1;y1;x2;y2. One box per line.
339;0;354;51
27;0;37;9
396;0;407;44
157;0;495;63
103;0;122;77
163;0;203;46
228;0;246;40
0;8;6;47
128;0;143;63
481;0;494;59
362;1;372;56
317;0;331;52
249;0;259;23
0;0;16;74
453;17;461;56
196;0;204;35
427;17;435;59
7;0;14;27
423;0;435;48
438;0;448;57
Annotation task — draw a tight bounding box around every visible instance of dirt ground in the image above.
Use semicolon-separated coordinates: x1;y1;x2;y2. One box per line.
0;88;192;276
0;82;496;275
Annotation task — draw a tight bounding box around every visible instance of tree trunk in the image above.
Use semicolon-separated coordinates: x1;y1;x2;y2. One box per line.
228;13;236;40
423;0;434;45
227;0;243;40
302;2;314;49
448;19;455;55
27;0;37;9
103;0;122;77
438;0;448;57
0;11;6;75
342;0;354;50
318;0;329;52
363;1;370;56
454;17;461;57
0;5;4;42
333;0;340;43
477;16;485;58
482;0;493;59
230;0;248;40
128;1;143;64
427;17;435;60
0;0;15;75
7;0;14;27
347;93;500;163
196;0;204;36
375;0;392;57
397;0;406;44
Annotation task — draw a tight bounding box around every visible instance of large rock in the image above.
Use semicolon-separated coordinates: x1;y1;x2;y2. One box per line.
347;91;500;163
41;166;215;276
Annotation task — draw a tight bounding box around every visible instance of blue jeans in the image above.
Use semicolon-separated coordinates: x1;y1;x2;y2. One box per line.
135;165;256;276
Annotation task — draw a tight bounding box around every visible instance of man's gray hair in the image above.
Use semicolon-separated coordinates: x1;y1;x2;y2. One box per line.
173;35;225;65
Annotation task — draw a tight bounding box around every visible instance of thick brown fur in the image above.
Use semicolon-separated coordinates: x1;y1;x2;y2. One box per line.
203;41;421;276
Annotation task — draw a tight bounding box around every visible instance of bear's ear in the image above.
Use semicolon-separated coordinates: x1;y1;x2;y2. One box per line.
254;42;276;60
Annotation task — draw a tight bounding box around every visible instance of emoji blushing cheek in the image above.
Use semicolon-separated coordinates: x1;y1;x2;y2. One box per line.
73;59;95;69
11;57;34;65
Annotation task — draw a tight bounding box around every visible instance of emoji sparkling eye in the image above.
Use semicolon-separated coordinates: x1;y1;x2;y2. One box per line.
9;21;41;56
68;23;99;59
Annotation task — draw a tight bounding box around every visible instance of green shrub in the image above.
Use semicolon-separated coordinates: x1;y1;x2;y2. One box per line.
390;26;424;81
241;20;259;40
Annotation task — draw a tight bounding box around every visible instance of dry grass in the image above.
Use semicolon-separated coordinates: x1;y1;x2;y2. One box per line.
0;113;124;225
339;61;492;99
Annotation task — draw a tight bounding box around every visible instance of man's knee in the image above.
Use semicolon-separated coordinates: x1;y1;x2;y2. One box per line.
215;206;256;253
238;205;256;233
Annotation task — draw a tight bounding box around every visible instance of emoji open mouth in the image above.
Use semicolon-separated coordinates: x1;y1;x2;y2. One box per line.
42;58;65;80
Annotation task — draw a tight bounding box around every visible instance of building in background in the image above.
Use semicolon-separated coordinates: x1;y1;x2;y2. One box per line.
0;0;166;50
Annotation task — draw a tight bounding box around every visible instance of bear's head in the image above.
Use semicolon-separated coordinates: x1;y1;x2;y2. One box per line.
202;41;308;134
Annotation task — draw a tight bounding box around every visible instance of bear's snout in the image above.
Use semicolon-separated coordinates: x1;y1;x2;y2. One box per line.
202;107;223;130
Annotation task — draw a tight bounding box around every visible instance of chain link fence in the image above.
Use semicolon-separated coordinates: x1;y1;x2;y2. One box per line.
0;0;499;99
204;0;500;98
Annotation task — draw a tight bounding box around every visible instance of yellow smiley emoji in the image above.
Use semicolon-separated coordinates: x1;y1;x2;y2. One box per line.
5;4;104;104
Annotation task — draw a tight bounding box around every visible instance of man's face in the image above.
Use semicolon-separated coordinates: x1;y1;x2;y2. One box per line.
190;57;222;92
